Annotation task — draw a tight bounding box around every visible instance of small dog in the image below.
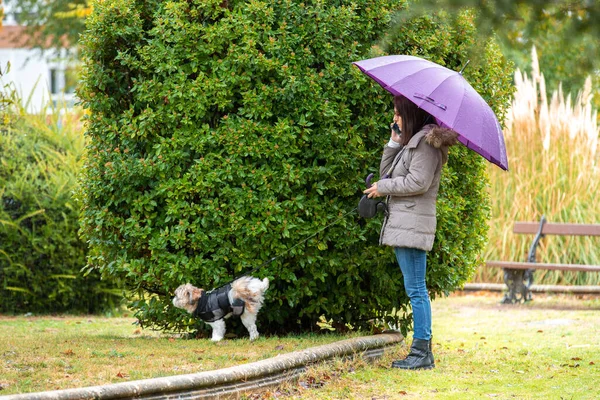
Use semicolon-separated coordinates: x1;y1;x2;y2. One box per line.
172;276;269;341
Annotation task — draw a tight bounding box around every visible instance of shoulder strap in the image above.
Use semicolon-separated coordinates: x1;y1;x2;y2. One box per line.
384;147;406;178
384;135;426;178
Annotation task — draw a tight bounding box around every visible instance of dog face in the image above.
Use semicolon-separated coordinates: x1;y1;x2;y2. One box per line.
172;283;204;314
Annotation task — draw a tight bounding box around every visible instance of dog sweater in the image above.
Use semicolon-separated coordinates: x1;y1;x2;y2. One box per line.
192;283;245;322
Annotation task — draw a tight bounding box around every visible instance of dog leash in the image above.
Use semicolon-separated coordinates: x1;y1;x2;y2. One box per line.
231;206;358;282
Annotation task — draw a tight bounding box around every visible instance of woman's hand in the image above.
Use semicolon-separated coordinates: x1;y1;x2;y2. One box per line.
363;182;382;198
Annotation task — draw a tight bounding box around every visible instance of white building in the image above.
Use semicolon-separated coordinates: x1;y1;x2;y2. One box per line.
0;5;76;113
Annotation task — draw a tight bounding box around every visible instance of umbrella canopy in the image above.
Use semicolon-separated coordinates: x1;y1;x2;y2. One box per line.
353;55;508;170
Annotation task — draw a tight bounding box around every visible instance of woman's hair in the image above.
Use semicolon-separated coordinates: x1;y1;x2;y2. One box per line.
393;95;435;146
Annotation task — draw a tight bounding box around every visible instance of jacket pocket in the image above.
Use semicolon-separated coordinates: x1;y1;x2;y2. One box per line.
399;200;416;209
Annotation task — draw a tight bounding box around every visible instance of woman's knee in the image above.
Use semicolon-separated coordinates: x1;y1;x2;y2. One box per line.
405;283;428;300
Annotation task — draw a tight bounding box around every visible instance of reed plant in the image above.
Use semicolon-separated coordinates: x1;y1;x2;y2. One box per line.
478;47;600;285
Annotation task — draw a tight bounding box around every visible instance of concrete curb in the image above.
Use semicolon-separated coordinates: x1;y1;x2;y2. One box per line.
1;332;403;400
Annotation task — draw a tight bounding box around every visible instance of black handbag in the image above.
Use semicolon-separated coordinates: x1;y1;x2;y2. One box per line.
358;144;408;219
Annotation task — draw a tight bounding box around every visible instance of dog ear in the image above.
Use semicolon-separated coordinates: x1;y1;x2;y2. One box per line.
188;287;204;304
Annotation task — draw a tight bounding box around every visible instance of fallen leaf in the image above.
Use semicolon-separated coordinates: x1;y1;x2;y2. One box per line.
116;371;128;378
537;330;543;333
63;349;75;356
398;391;408;395
590;361;595;365
571;357;582;361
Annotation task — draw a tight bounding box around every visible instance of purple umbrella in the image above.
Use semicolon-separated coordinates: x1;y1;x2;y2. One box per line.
353;55;508;170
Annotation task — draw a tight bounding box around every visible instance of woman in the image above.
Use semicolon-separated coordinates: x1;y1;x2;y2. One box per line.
364;95;457;370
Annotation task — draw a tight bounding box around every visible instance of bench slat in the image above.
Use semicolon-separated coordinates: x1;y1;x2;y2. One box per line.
514;222;600;236
485;261;600;273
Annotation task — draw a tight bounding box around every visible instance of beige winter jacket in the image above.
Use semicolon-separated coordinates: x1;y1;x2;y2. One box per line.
377;124;458;251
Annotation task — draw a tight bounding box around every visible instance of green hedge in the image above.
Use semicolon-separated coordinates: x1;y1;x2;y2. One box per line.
78;0;513;334
0;105;121;314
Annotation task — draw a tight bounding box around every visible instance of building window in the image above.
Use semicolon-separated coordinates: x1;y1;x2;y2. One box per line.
49;68;60;94
49;66;77;109
49;67;76;95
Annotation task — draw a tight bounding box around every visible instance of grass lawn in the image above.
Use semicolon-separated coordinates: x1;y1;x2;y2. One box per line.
0;314;357;395
1;292;599;399
284;292;600;400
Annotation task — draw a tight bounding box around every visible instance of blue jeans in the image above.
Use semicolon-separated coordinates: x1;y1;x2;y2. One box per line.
394;247;432;341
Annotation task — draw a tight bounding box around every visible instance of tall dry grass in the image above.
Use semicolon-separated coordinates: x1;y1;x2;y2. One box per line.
477;47;600;285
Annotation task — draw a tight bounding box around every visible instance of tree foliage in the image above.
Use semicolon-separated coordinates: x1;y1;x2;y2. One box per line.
78;0;513;335
8;0;596;104
4;0;91;54
409;0;600;38
496;3;599;102
408;0;600;104
8;0;598;96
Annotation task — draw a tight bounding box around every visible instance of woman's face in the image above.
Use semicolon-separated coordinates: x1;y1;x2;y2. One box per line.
393;108;402;126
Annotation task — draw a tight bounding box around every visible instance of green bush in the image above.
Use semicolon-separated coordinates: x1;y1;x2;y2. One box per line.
0;103;121;314
78;0;513;334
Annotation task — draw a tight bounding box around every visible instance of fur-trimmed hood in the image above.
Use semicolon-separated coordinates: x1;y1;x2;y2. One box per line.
421;125;459;165
424;126;459;149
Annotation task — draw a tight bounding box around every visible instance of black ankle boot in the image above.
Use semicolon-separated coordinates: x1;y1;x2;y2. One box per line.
391;338;435;370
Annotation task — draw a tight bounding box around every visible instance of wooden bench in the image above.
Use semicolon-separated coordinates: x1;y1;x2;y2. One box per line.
485;216;600;303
